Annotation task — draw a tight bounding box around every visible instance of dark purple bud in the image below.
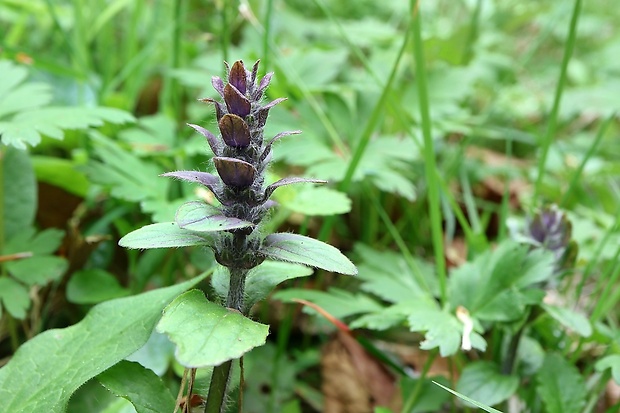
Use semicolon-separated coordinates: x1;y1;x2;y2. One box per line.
213;157;256;188
228;61;247;95
187;123;220;155
263;177;326;200
219;114;251;148
255;98;286;128
200;98;226;121
223;84;251;118
211;76;225;98
260;130;301;163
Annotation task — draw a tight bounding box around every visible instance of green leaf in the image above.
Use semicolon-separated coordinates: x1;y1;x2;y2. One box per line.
595;355;620;385
0;277;30;319
448;241;555;321
32;156;90;197
67;269;131;304
82;132;166;203
536;353;586;413
456;361;518;407
0;61;51;119
97;361;175;413
156;289;269;367
355;244;437;303
5;255;68;286
433;381;504;413
350;302;412;331
2;147;37;240
0;274;206;413
175;201;253;232
125;332;176;376
542;304;592;337
279;186;351;216
401;377;451;413
119;222;212;249
212;261;313;309
260;233;357;275
274;287;383;320
0;107;134;148
407;302;464;357
4;227;65;255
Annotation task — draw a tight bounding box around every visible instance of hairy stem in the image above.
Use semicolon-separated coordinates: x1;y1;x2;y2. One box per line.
205;232;250;412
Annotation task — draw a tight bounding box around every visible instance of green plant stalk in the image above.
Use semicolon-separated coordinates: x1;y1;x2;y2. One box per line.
560;114;614;207
262;0;274;72
411;0;447;303
533;0;582;201
160;0;184;119
242;5;350;157
461;0;482;64
367;183;432;293
401;349;438;413
220;0;230;63
317;18;412;241
204;360;233;413
205;264;249;413
583;370;612;413
497;139;513;241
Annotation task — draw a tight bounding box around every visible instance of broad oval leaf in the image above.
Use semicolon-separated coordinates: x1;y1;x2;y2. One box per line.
119;222;212;249
156;289;269;367
260;233;357;275
175;201;253;232
0;274;207;413
456;361;519;408
536;353;586;413
97;360;176;413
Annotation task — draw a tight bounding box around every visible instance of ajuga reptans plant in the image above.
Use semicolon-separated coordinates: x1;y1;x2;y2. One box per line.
119;60;356;411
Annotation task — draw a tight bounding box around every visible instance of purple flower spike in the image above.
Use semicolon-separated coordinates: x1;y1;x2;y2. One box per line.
213;157;256;188
224;84;251;118
219;114;251;148
228;61;247;96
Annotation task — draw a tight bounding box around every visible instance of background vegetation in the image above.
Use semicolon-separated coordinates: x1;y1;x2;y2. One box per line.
1;0;619;412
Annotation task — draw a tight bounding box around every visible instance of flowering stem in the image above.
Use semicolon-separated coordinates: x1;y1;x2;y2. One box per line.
204;360;232;413
205;232;250;411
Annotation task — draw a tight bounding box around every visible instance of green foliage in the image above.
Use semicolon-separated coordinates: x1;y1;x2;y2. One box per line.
0;227;67;318
0;61;134;149
2;147;36;240
260;233;357;275
119;222;212;249
456;362;519;408
67;269;131;304
97;361;176;413
0;274;207;412
536;353;587;413
2;0;620;411
156;289;269;368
